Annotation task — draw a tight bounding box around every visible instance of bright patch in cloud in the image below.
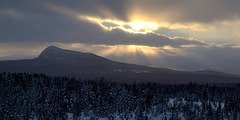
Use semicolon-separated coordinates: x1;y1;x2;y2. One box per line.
129;22;158;31
79;15;158;34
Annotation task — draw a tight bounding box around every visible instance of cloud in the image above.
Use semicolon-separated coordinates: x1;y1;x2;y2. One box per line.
0;9;24;19
1;0;240;44
0;4;209;48
42;0;240;24
127;0;240;23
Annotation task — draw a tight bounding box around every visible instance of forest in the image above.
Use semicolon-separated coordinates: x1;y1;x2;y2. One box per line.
0;72;240;120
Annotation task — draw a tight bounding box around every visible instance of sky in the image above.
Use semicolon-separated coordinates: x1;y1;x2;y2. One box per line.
0;0;240;74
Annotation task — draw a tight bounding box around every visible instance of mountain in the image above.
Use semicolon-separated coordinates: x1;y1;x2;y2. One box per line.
0;46;239;85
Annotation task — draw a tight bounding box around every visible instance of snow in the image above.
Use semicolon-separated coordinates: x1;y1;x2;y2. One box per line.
131;70;151;74
114;69;151;74
168;98;175;107
67;113;73;120
28;116;37;120
114;69;123;72
3;72;237;120
193;101;202;106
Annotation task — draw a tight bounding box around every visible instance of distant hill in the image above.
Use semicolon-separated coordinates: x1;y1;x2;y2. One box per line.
0;46;239;85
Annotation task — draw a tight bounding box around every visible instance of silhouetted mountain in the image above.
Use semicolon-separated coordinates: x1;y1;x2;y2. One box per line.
0;46;239;85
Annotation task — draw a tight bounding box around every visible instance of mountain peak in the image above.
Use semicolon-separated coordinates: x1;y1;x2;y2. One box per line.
41;46;63;52
37;46;102;61
38;46;64;58
45;46;61;50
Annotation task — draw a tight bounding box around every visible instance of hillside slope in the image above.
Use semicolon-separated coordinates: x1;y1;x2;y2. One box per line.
0;46;239;85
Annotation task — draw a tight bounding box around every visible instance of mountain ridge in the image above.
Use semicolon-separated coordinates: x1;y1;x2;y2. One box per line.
0;46;239;85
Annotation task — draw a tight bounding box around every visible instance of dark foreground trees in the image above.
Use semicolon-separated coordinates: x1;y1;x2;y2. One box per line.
0;72;239;119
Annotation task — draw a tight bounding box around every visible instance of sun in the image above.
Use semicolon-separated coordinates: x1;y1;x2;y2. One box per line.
129;22;158;31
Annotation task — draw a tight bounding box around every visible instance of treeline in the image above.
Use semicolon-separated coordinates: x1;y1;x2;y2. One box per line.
0;72;240;119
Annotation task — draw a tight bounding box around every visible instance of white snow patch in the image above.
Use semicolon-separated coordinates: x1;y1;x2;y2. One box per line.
67;113;73;120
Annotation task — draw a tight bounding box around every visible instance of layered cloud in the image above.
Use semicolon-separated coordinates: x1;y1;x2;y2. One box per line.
0;1;209;48
1;0;240;43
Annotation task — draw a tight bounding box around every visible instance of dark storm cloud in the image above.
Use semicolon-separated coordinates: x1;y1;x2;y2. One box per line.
1;0;239;24
127;0;240;23
45;0;240;23
0;13;208;47
0;0;127;42
0;0;209;47
0;0;239;46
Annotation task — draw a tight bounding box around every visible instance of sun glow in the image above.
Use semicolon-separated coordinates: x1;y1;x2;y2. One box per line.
99;45;159;57
78;15;158;34
129;22;158;31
